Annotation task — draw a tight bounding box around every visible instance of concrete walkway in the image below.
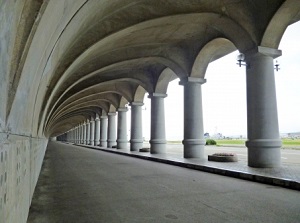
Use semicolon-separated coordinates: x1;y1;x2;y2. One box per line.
28;142;300;223
81;143;300;190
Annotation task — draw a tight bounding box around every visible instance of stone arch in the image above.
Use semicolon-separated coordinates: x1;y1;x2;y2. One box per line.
118;96;129;109
155;68;178;94
261;0;300;49
133;85;147;103
191;38;236;78
108;104;117;113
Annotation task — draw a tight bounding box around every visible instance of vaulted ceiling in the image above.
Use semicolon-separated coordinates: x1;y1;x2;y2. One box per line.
7;0;300;137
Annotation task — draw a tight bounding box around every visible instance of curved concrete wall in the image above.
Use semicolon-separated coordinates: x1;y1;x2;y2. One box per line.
1;0;299;222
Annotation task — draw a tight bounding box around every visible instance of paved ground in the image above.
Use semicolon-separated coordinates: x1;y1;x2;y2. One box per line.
162;143;300;165
27;142;300;223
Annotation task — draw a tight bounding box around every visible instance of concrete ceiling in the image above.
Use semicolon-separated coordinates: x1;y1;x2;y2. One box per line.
6;0;300;137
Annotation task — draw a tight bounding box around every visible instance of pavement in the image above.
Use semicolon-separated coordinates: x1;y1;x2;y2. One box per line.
27;142;300;223
79;142;300;191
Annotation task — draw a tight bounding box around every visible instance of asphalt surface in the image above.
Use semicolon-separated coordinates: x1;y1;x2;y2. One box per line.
27;142;300;223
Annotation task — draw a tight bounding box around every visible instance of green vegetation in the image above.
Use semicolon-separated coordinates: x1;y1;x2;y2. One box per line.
281;139;300;146
216;139;246;145
167;139;300;148
206;139;217;145
216;139;300;147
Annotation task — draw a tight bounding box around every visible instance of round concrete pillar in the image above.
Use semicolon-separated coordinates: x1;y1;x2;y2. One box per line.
77;125;82;144
83;122;87;144
80;124;84;144
130;102;144;151
78;125;81;144
95;115;100;146
149;93;167;154
74;127;78;143
100;116;108;147
71;129;74;143
117;108;128;149
86;120;90;145
245;46;282;167
90;117;95;146
107;113;117;148
180;77;206;158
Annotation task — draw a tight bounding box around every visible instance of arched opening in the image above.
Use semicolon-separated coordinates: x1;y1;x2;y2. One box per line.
203;51;247;139
276;21;300;148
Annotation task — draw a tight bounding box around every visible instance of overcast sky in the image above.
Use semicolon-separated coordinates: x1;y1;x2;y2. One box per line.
131;21;300;140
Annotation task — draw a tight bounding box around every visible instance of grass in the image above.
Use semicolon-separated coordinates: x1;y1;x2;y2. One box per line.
216;139;300;147
167;139;300;148
215;139;246;145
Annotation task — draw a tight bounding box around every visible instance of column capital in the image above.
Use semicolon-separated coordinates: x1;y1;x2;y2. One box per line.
130;101;144;106
148;93;167;99
179;77;206;86
245;46;282;59
108;112;116;116
100;115;108;119
118;107;128;112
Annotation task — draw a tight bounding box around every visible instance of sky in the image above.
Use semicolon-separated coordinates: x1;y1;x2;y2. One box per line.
130;22;300;140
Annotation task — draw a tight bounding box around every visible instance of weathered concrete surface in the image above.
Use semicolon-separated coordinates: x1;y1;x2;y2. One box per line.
0;133;47;223
0;1;49;223
1;1;300;222
28;142;300;223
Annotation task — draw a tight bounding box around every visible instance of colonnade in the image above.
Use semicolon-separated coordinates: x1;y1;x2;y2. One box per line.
58;46;282;168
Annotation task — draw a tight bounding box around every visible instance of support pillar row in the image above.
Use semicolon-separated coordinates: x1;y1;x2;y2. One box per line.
130;102;143;151
100;116;108;147
180;77;206;159
149;93;167;154
86;120;90;145
117;108;128;149
245;46;282;167
107;112;117;148
95;115;100;146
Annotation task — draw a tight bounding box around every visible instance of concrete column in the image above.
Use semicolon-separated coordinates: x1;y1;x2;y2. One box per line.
78;125;81;143
130;102;143;151
86;120;90;145
245;46;282;167
179;77;206;158
90;117;95;146
117;108;128;149
73;128;76;143
95;114;100;146
100;116;108;147
149;93;167;154
71;129;74;143
76;126;79;143
73;129;76;143
80;124;84;144
79;124;83;144
83;122;87;144
107;112;117;148
68;131;71;142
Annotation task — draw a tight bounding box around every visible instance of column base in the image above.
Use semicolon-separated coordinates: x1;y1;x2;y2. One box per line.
117;139;127;149
100;140;107;148
183;139;206;158
150;139;166;154
130;139;143;151
107;140;116;148
246;139;282;167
